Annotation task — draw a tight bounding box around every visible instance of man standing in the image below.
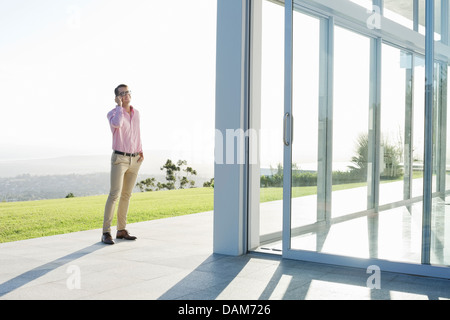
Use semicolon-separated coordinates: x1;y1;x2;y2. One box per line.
102;84;144;245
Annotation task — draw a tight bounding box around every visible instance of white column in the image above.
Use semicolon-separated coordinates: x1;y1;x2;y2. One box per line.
214;0;250;255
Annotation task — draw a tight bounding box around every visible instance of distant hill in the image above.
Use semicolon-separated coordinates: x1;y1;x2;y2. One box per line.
0;151;214;202
0;150;214;178
0;173;111;201
0;172;213;202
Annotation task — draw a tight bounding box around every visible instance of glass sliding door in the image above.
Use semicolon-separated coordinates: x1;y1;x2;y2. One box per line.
331;26;371;220
413;55;425;199
376;45;422;264
379;44;409;206
314;26;372;258
282;0;332;253
430;64;450;266
283;2;374;258
282;3;422;262
430;62;450;266
257;0;285;252
288;9;322;250
274;0;450;277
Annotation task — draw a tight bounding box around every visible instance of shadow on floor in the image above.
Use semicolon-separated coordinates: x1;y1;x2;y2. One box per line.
158;253;450;300
0;242;104;297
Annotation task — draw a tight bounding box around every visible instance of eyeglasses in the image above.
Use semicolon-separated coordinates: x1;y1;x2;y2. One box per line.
118;90;132;97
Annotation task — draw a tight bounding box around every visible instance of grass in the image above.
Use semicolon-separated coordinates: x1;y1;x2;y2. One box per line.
0;188;214;243
260;181;368;202
0;176;421;243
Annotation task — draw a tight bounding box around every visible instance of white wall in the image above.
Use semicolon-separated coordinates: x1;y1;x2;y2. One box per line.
214;0;249;255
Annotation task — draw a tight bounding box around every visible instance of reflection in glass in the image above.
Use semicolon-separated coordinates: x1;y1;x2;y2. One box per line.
384;0;414;30
258;0;284;249
412;56;425;198
379;44;408;206
289;9;321;251
255;0;450;269
290;25;373;256
348;0;372;10
430;63;450;266
331;26;370;218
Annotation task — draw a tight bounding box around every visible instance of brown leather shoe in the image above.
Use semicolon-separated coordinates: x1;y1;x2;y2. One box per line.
116;229;137;240
102;232;115;244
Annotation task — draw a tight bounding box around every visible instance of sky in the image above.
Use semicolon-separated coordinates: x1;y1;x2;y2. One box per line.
0;0;217;164
0;0;438;176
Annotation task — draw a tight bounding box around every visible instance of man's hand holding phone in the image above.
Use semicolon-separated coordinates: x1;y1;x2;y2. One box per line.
115;95;123;107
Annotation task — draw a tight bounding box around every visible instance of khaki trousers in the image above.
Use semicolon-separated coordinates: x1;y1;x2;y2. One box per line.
103;152;142;233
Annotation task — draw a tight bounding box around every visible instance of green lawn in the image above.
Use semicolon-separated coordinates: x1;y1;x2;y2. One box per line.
0;177;416;243
0;188;214;243
260;181;368;202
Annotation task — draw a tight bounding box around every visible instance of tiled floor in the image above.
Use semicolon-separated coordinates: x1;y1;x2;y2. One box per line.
259;182;450;266
1;211;450;300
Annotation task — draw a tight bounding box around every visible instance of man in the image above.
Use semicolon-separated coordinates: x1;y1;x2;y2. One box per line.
102;84;144;245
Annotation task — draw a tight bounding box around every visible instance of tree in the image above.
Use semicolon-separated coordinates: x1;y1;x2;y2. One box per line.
65;192;75;198
348;132;403;181
136;177;156;192
158;159;197;190
381;136;403;179
348;133;369;181
180;163;197;189
158;159;179;190
203;178;214;188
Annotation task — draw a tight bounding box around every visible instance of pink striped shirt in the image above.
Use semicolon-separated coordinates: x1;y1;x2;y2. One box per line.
107;105;143;154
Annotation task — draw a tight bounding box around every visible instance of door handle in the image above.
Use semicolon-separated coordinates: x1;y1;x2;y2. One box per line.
284;112;290;146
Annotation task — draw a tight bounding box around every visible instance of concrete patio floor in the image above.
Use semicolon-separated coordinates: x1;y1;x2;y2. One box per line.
1;210;450;301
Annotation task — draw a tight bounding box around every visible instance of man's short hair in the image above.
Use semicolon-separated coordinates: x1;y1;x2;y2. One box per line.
114;84;128;96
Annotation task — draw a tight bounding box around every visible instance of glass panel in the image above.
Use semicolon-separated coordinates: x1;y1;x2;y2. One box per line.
379;44;409;206
290;25;372;255
289;9;321;248
415;0;440;40
433;62;441;195
371;45;422;264
432;64;450;266
413;55;425;198
430;63;450;266
348;0;372;10
447;65;450;194
375;203;422;263
376;50;422;264
435;1;442;41
331;26;370;219
384;0;414;30
422;0;436;265
257;0;284;251
418;0;426;35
